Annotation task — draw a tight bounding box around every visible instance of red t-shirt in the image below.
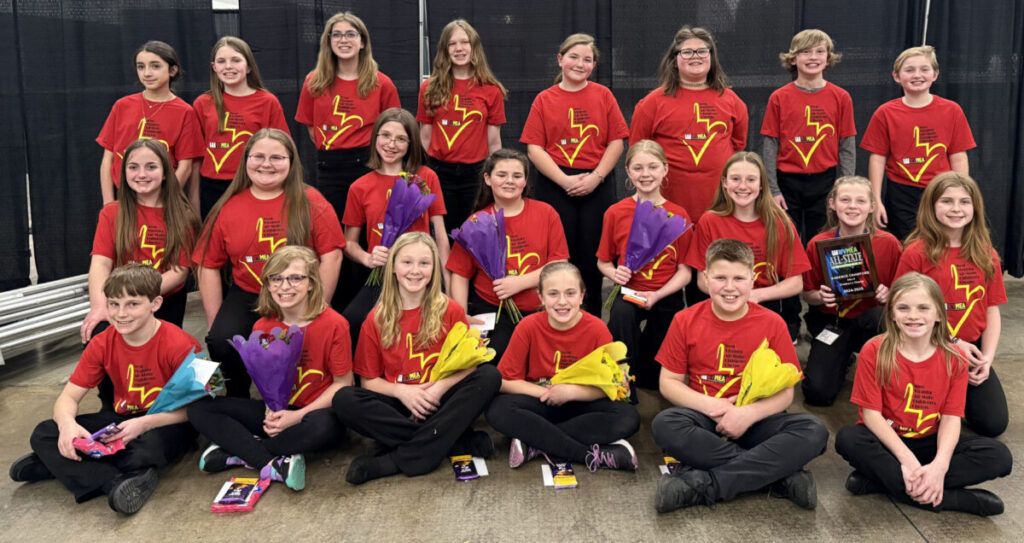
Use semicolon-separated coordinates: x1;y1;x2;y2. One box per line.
519;82;629;170
760;82;856;174
497;311;613;382
686;212;811;288
354;299;467;384
96;93;204;186
91;202;193;294
629;88;748;216
656;300;800;398
295;73;401;150
596;198;693;292
416;78;505;164
70;321;201;415
446;199;570;312
860;96;976;188
895;240;1007;342
803;230;903;319
851;336;967;438
253;308;352;408
193;90;290;180
342;167;447;251
193;187;346;294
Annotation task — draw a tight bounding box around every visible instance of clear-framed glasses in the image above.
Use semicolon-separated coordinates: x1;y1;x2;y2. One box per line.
678;47;711;59
377;133;410;146
248;154;289;165
331;31;360;41
268;274;308;287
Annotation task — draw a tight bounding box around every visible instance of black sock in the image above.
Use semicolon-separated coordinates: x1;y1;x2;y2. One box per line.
346;454;399;485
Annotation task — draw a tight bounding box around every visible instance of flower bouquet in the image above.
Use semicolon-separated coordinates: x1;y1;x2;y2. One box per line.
427;321;495;382
733;339;803;406
367;172;438;285
147;350;224;414
604;200;691;310
550;341;632;401
451;209;522;323
229;326;305;412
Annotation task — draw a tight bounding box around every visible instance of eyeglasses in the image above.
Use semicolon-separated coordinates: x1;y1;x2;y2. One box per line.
677;48;711;59
268;274;308;287
330;31;360;41
248;154;289;165
377;133;410;146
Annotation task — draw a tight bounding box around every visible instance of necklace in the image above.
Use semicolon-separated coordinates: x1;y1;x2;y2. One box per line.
141;95;174;121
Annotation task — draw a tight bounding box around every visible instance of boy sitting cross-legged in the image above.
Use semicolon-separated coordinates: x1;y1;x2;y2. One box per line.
9;263;200;515
652;239;828;512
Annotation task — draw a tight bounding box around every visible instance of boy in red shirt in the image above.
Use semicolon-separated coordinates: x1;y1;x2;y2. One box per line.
653;239;827;513
9;264;200;515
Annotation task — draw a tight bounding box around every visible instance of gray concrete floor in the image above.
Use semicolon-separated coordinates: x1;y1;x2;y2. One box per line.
2;280;1022;542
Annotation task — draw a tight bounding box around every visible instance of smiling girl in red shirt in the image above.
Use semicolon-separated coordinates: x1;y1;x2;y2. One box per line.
417;19;506;232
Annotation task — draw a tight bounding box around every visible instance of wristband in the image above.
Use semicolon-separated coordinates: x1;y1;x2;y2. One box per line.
591;170;605;180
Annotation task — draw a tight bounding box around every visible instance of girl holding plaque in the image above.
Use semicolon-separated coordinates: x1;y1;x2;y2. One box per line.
894;172;1008;438
801;176;903;406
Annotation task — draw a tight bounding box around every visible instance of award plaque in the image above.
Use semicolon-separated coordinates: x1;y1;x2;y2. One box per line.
816;233;878;302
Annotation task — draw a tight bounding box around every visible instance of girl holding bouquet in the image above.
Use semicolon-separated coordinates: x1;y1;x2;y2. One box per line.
597;140;693;391
801;176;902;406
486;262;640;472
685;152;810;331
521;33;629;316
417;19;506;232
195;129;345;398
894;172;1008;437
188;246;353;491
447;149;570;359
342;108;449;348
332;232;501;485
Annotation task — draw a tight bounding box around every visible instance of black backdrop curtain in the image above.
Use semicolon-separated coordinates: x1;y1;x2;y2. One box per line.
1;0;1023;286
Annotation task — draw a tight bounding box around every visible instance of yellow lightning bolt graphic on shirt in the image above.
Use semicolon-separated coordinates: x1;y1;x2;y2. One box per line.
681;103;728;166
554;109;600;167
316;96;365;150
947;264;986;337
289;367;325;405
896;126;948;184
710;343;742;397
506;235;540;274
206;113;253;173
790;106;835;168
753;261;776;284
138;225;165;269
638;245;677;280
407;333;440;382
438;95;483;150
900;383;940;437
126;364;163;408
239;218;287;285
553;351;565;373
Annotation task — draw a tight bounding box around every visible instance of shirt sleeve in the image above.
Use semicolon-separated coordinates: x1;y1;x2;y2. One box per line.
496;321;531;380
295;75;315;125
91;205;117;259
850;340;883;411
986;254;1008;306
948;103;977;153
941;359;969;417
174;107;205;161
546;207;571;261
486;85;506;125
424;168;447;216
595;206;618;262
859;107;890;155
309;192;347;255
628;95;655;145
268;95;291;135
519;94;546;146
759;90;781;138
803;239;823;291
353;317;384;379
446;242;476;277
194;217;228;268
415;81;433;124
604;88;630;141
379;75;402;110
328;316;354;376
68;339;108;389
729;92;749;151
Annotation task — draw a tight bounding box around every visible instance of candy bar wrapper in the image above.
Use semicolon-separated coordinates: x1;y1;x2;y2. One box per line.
551;462;577;489
72;437;125;458
211;477;269;513
450;455;479;481
659;456;681;475
89;423;121;442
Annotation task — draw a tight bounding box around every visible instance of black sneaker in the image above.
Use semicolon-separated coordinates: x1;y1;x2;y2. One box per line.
654;469;715;513
260;454;306;491
448;430;495;459
198;444;244;473
107;468;158;515
9;453;54;483
585;440;638;472
770;469;817;510
845;470;884;495
942;488;1004;516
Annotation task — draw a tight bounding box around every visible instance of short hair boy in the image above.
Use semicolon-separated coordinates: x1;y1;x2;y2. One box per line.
652;239;828;512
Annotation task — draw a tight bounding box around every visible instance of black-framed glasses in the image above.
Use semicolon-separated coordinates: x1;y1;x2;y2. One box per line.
678;48;711;59
268;274;308;287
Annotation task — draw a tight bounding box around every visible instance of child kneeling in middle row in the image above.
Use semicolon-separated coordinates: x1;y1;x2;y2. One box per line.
653;239;828;513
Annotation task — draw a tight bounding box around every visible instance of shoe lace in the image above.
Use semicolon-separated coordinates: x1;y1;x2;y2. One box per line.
585;444;617;473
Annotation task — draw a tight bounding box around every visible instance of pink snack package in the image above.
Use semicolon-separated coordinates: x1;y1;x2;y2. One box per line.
210;477;270;513
72;437;126;458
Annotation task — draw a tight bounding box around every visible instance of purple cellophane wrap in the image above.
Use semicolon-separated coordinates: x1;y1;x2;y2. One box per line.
623;200;691;272
229;326;304;412
380;175;438;248
451;208;507;281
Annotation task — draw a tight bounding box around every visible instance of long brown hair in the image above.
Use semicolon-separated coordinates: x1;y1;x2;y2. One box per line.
422;19;507;115
256;245;327;321
905;171;996;280
307;12;379;98
472;148;531;212
375;232;449;349
876;272;963;387
553;33;598;85
207;36;267;134
198;129;313;263
708;152;795;282
116;139;199;272
820;176;877;235
365;108;424;173
656;26;729;95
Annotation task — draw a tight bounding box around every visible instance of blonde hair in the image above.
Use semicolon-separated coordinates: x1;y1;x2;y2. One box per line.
375;232;449;349
778;29;842;74
656;26;729;95
708;152;795;282
422;19;507;115
820;176;877;235
537;261;584;293
554;33;599;84
906;171;996;280
307;12;379;98
256;245;326;321
625;139;667;166
893;45;939;73
876;272;963;387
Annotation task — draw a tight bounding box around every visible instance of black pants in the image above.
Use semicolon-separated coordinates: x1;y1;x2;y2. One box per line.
835;424;1012;511
187;397;345;469
331;365;500;476
206;285;260;398
429;157;483;234
29;411;195;503
317;146;372;311
200;176;232;220
486;393;639;463
342;283;382;353
607;291;684;390
883;178;923;243
468;290;524;363
652;407;828;501
778;167;835;243
802;305;883;406
533;166;615;317
965;366;1009;438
